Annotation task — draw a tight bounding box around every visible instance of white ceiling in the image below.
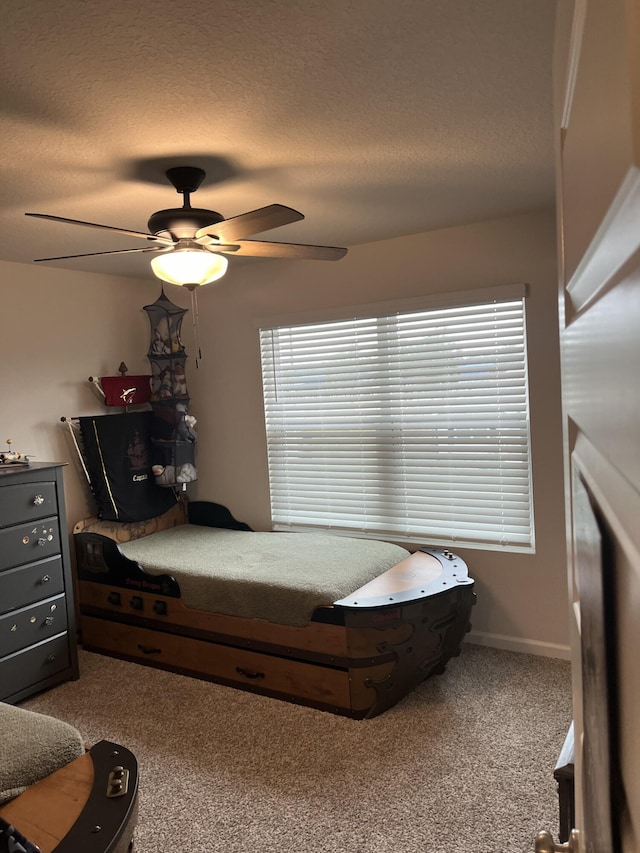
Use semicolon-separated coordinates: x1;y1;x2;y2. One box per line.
1;0;558;282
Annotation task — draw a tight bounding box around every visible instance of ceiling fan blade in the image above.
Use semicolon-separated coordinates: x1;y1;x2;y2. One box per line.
201;242;240;253
195;204;304;242
25;213;174;246
217;240;348;260
33;246;169;262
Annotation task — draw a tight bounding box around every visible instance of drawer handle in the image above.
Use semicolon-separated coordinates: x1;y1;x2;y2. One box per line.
45;616;55;626
41;574;51;584
33;495;45;506
46;654;56;663
236;667;265;680
137;643;161;655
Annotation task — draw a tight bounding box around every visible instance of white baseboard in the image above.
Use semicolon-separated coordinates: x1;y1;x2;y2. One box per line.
464;630;571;661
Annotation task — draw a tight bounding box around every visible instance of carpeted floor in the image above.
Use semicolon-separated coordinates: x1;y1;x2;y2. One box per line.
22;644;572;853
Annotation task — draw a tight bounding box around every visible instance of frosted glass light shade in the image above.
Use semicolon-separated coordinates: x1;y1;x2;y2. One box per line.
151;249;228;287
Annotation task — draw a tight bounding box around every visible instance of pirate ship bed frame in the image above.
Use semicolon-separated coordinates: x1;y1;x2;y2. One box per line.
73;496;476;719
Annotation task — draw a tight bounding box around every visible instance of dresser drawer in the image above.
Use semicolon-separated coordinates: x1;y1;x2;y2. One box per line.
0;555;65;615
0;516;61;571
0;481;58;528
0;594;67;656
0;633;70;701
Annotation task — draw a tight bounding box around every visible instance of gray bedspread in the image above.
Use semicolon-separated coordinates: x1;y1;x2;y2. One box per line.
119;526;410;627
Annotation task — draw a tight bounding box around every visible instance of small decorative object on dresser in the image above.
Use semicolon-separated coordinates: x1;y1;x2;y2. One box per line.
0;463;79;703
0;439;30;466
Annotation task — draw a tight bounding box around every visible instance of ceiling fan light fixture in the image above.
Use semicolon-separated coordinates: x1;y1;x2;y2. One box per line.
150;247;228;287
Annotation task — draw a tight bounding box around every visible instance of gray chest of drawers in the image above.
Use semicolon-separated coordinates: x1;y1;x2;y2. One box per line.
0;462;79;702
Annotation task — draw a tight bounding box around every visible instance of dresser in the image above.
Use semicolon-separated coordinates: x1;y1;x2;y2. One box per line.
0;462;79;703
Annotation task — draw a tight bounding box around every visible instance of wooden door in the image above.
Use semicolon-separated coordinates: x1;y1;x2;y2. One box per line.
551;0;640;850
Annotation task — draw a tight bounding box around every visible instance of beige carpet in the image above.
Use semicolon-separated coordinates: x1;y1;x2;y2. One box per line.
21;644;572;853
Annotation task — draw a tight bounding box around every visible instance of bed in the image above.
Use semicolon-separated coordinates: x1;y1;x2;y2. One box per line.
74;497;476;718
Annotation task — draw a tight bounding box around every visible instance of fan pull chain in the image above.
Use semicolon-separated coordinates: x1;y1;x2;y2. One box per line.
190;287;202;368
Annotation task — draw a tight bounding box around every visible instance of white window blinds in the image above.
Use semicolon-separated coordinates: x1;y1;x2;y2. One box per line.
259;293;534;552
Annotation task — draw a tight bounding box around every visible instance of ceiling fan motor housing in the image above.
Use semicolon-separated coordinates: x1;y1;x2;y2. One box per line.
147;207;224;241
148;166;224;240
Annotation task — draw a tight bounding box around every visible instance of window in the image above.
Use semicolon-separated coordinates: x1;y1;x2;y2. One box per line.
259;286;534;552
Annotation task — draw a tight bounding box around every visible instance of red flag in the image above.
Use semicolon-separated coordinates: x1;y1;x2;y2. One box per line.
100;375;152;407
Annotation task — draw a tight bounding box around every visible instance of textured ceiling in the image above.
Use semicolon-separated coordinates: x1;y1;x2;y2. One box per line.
1;0;558;281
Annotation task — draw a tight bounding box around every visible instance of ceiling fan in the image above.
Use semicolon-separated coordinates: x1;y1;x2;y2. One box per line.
25;166;348;289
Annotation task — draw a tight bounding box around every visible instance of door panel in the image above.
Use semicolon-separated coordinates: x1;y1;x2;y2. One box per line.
555;0;640;850
572;465;612;850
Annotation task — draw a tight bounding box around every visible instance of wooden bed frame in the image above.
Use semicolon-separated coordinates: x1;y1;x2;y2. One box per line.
0;740;138;853
74;499;476;719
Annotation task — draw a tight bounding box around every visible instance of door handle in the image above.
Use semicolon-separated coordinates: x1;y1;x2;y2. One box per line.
236;667;265;680
137;643;161;655
535;829;580;853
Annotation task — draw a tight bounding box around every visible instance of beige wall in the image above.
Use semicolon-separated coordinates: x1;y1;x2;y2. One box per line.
1;260;170;530
188;208;569;655
1;206;569;656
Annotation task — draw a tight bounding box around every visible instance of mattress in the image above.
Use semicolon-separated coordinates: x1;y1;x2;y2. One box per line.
118;525;410;627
